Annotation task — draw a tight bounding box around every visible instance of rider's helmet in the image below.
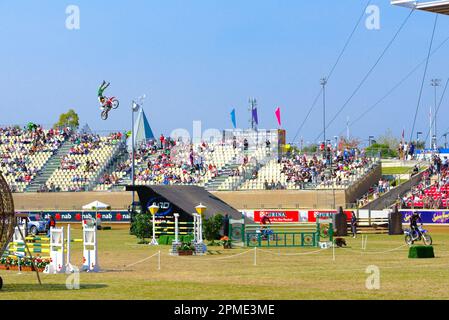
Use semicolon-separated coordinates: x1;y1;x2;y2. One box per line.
100;97;106;104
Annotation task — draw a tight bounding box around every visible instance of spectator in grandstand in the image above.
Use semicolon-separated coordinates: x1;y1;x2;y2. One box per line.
160;134;165;149
264;180;269;190
412;165;419;176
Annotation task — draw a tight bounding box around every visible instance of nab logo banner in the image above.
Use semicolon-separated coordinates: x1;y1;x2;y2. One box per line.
21;211;130;223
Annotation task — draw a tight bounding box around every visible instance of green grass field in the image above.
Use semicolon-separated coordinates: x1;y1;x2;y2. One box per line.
382;167;413;175
2;225;449;300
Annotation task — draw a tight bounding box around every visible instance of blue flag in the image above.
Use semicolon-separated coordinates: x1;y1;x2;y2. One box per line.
231;109;237;128
252;107;259;125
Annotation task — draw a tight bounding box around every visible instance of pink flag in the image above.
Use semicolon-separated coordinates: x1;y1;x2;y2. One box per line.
275;107;281;127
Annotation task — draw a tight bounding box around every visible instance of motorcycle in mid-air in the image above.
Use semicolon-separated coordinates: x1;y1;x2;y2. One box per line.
100;97;120;120
404;226;433;246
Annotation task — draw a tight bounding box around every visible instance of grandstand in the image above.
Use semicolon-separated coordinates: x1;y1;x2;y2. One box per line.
401;160;449;209
44;133;124;192
0;126;70;192
0;125;382;207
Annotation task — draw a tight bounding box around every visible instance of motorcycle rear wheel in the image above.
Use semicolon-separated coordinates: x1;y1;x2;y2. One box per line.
101;110;109;120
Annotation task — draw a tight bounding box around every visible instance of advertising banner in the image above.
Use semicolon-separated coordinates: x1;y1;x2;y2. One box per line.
401;210;449;224
308;210;353;222
19;211;131;223
254;210;301;223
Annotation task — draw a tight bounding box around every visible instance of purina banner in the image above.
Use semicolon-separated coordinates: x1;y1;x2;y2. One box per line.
308;210;352;222
401;211;449;224
254;211;305;223
18;211;131;223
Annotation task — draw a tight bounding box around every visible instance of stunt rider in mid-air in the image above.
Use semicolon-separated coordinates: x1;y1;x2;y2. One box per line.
98;80;111;111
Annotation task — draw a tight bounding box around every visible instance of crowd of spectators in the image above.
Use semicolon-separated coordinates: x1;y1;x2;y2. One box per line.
357;178;393;207
134;138;220;185
267;147;371;190
401;156;449;209
99;172;121;185
0;125;71;190
264;180;286;190
398;141;416;161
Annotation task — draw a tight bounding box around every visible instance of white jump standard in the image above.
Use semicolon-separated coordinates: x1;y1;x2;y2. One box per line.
44;227;66;274
82;219;100;272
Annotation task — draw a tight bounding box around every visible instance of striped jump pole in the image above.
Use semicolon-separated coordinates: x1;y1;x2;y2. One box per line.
44;227;66;274
65;224;75;273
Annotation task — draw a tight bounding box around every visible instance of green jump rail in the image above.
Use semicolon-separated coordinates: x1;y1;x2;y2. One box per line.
244;221;333;248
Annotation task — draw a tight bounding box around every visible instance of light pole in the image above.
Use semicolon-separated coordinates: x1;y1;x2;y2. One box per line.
368;136;374;147
131;101;141;212
443;133;448;149
416;131;422;143
321;78;328;147
416;131;422;153
431;79;441;148
149;203;159;246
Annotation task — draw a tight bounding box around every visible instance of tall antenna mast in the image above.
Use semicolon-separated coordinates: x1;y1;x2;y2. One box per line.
346;116;350;140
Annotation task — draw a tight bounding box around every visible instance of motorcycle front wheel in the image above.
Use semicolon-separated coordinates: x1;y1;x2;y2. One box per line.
111;99;119;109
423;234;433;246
405;235;414;246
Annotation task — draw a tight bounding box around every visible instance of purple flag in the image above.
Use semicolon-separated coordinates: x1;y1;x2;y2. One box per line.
252;107;259;125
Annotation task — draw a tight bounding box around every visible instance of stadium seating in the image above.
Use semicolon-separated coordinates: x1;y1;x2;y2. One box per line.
45;133;123;192
0;126;69;192
0;125;379;193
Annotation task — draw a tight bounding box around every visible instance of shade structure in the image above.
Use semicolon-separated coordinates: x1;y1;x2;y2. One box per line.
82;201;110;210
392;0;449;15
127;107;155;151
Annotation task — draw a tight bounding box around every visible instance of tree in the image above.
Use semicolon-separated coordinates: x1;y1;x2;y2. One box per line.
364;129;401;158
337;136;361;151
365;143;397;158
203;214;224;243
132;213;152;244
377;129;399;151
54;109;79;129
302;144;318;153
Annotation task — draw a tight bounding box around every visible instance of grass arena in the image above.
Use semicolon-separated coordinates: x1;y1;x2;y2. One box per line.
4;0;449;304
2;223;449;300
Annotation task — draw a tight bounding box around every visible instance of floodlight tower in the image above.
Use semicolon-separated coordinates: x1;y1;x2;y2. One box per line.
431;78;441;149
320;78;328;146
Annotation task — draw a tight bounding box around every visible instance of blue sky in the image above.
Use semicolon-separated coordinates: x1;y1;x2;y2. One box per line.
1;0;449;146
